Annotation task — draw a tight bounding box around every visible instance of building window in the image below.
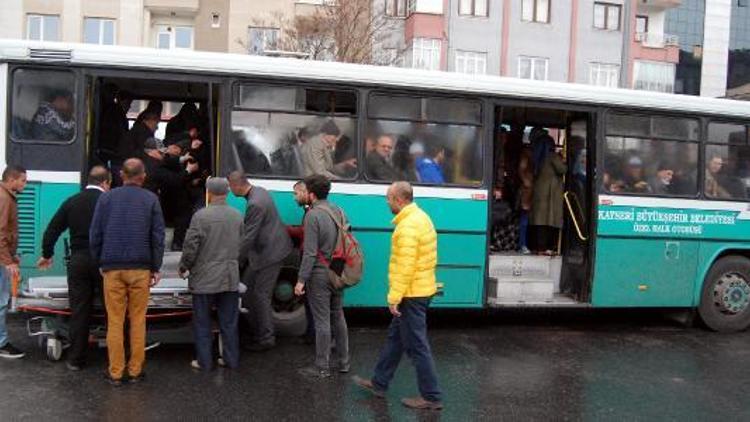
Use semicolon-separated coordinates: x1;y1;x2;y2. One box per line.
518;56;548;81
594;3;621;30
84;18;115;45
248;27;280;55
459;0;488;17
589;63;619;88
155;25;194;50
633;61;676;93
522;0;550;23
27;14;60;41
410;38;441;71
386;0;407;17
635;15;649;34
455;51;487;74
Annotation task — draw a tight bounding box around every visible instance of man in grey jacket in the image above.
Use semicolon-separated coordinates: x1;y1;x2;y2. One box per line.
294;174;350;378
179;177;243;370
228;171;292;351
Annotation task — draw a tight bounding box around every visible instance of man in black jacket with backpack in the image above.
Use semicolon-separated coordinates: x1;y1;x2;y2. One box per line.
294;174;350;378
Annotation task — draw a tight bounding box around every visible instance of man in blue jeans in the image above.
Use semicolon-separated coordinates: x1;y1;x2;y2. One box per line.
0;165;27;359
353;181;443;410
180;178;243;371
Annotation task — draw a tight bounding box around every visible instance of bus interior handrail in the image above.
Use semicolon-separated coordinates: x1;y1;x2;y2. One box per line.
564;191;588;241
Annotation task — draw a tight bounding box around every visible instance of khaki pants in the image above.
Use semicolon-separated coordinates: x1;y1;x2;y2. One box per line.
103;269;151;380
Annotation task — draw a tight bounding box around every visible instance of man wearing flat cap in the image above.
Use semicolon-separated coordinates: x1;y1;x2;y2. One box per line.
179;177;243;371
300;120;357;179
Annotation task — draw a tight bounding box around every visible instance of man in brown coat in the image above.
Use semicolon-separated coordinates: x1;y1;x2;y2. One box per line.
0;165;27;359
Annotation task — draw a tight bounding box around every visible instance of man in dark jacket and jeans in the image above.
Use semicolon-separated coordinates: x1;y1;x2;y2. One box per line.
179;177;243;371
37;166;111;371
90;158;165;385
294;174;350;378
228;171;292;351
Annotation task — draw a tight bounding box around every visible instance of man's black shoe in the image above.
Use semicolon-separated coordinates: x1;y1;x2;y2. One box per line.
0;343;25;359
298;366;331;379
66;361;83;371
128;372;146;384
103;373;123;387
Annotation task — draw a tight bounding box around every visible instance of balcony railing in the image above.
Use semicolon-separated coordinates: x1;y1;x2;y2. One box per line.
635;32;680;48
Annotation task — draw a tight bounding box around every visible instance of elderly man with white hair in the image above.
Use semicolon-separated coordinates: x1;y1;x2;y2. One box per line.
179;177;244;371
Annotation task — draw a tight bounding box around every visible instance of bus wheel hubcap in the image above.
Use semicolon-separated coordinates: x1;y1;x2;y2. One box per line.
275;281;294;303
713;273;750;315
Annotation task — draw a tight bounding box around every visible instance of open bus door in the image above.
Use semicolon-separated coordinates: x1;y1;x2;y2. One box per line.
488;103;595;306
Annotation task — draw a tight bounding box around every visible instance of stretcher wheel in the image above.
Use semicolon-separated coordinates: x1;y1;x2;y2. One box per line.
46;338;63;361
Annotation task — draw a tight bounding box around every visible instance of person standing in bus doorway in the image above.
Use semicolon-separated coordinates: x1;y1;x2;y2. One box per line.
352;181;443;411
179;177;243;371
293;174;350;378
90;158;165;386
0;165;27;359
37;166;112;371
227;171;292;352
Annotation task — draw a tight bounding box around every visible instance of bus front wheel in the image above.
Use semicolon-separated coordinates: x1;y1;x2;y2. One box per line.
698;255;750;333
271;252;307;337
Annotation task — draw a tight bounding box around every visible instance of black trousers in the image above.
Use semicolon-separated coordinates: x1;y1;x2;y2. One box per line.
241;263;282;346
67;252;102;366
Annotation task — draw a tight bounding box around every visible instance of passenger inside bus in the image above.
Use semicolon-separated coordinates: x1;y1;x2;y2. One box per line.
30;89;76;142
416;144;446;184
91;77;215;252
490;107;590;257
705;154;732;199
366;134;398;181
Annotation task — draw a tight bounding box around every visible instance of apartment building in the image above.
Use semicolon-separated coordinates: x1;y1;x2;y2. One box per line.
0;0;747;98
0;0;323;55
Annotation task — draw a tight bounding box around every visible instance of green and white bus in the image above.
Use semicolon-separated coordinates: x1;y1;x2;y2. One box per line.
2;40;749;332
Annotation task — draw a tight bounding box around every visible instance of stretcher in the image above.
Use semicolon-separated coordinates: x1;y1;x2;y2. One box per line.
12;252;195;361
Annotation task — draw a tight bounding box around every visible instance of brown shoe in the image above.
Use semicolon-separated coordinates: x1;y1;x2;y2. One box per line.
401;397;443;411
351;375;385;398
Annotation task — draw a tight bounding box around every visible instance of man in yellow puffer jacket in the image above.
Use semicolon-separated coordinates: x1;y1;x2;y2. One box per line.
352;182;443;411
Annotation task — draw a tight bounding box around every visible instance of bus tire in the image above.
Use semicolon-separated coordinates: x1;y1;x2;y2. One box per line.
698;255;750;333
273;306;307;337
272;250;307;337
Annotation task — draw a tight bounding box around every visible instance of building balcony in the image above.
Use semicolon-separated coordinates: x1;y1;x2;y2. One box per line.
632;32;679;63
144;0;199;15
638;0;682;9
635;32;679;48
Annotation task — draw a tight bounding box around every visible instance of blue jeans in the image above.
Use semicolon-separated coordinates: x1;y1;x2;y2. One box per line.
192;292;240;370
372;297;442;402
0;267;9;348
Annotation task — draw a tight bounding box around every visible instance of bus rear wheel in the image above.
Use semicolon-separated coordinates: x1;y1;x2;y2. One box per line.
698;256;750;333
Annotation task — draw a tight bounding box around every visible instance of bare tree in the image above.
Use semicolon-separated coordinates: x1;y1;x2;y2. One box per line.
279;0;407;65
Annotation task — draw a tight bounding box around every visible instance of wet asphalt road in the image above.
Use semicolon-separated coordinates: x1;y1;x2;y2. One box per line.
1;309;749;421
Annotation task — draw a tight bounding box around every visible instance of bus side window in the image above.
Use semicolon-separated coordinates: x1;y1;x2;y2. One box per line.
705;122;750;200
603;113;699;197
365;94;483;186
229;84;358;180
10;69;76;144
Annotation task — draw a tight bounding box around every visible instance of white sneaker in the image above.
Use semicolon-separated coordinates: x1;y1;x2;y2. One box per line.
520;246;531;255
190;360;201;370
